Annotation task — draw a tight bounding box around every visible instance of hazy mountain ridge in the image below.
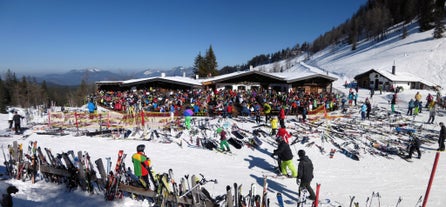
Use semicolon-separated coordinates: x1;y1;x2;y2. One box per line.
35;66;195;86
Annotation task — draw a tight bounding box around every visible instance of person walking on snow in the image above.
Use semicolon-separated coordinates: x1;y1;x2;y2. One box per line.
438;122;445;151
132;144;155;189
296;150;316;201
272;137;297;178
217;128;231;152
427;101;436;124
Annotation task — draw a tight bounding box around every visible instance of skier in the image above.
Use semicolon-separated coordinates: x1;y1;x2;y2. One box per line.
296;150;316;201
12;111;24;135
365;98;371;119
1;185;19;207
391;94;396;113
263;102;272;123
426;101;436;124
254;102;261;124
87;99;96;114
7;109;14;130
217;128;231;152
360;102;367;121
278;105;286;128
271;137;297;178
276;126;291;144
415;92;422;113
407;99;415;116
132;144;154;189
270;116;278;136
87;99;96;119
406;132;421;159
438;122;445;151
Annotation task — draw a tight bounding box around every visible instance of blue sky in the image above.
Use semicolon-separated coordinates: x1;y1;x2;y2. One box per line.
0;0;366;74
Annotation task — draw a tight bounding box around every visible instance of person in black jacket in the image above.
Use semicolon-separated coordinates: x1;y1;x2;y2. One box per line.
12;111;24;135
406;132;421;159
1;185;19;207
438;122;445;151
296;150;316;200
272;137;297;177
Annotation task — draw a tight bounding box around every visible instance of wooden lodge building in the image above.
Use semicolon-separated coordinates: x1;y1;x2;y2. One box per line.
96;70;337;94
354;66;438;91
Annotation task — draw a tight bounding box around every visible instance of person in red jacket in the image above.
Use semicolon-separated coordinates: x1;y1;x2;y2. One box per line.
279;105;286;128
276;126;291;144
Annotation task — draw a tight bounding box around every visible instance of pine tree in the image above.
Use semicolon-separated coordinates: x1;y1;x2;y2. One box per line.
204;45;218;77
193;52;206;77
418;0;435;32
193;45;219;78
433;0;445;39
0;77;6;112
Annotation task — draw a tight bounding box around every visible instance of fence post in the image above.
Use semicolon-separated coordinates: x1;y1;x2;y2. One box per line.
422;151;441;207
141;111;145;127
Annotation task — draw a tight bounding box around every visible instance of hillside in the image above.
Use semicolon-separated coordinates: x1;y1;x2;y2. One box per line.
307;22;446;91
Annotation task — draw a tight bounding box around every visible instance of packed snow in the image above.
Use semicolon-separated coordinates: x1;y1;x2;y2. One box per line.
1;87;446;207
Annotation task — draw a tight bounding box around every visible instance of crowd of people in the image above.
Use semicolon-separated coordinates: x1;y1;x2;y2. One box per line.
94;87;343;123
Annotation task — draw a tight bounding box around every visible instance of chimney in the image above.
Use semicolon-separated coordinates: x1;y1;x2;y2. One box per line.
161;72;165;77
183;72;186;77
392;61;396;75
195;75;199;79
249;65;253;71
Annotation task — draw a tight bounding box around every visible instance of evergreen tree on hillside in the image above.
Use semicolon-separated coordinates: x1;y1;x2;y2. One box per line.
193;52;206;77
204;45;219;77
433;0;445;39
418;0;435;32
193;45;219;77
0;78;6;112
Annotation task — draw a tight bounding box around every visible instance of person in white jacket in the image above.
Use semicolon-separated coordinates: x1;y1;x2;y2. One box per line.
7;108;14;130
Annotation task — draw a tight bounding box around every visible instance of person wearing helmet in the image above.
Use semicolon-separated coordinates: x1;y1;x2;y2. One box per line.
296;149;316;201
271;137;297;178
276;126;291;144
438;122;445;151
1;185;19;207
132;144;154;189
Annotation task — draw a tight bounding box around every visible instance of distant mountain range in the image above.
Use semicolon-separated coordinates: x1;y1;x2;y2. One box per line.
35;66;194;86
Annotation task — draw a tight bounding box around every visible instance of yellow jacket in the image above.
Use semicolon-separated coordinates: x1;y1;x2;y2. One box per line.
271;118;278;129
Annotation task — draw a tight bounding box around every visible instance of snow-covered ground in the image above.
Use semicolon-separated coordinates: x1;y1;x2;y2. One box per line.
1;86;445;207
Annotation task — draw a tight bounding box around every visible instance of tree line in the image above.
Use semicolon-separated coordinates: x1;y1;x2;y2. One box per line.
0;69;95;113
310;0;445;52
